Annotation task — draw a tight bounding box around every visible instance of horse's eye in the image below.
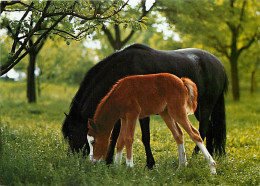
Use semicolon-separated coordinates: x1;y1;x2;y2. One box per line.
91;140;95;145
69;132;73;138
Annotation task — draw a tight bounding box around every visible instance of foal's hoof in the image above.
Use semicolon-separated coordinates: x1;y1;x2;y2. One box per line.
210;168;217;174
178;162;188;169
210;162;217;174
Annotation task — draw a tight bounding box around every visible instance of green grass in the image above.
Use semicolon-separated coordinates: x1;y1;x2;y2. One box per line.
0;81;259;185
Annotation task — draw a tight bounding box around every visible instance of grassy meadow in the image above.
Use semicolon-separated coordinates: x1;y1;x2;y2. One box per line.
0;81;259;185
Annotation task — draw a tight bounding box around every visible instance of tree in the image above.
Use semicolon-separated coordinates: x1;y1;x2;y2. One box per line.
101;0;157;50
160;0;259;101
0;0;130;76
1;0;137;103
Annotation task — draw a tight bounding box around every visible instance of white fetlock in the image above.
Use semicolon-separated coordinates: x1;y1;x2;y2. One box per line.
177;144;188;169
196;142;217;174
210;161;217;174
115;151;123;167
126;154;134;167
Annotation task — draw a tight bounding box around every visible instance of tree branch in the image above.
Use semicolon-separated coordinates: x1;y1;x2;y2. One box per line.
102;25;115;48
0;1;21;14
121;30;135;47
238;33;257;56
45;0;129;21
210;35;230;60
11;2;34;53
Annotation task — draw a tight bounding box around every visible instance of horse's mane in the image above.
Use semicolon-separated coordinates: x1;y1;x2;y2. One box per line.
69;43;152;117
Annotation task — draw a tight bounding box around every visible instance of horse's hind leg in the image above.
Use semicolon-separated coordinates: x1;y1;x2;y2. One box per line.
139;117;155;169
159;110;187;168
194;101;215;155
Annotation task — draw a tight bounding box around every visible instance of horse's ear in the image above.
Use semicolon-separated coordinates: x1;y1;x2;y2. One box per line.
64;112;69;117
88;119;97;132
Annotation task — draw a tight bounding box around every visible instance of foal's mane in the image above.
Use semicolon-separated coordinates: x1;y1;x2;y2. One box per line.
93;79;123;121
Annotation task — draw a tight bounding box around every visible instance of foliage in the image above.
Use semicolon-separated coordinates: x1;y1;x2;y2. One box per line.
160;0;260;101
0;81;259;185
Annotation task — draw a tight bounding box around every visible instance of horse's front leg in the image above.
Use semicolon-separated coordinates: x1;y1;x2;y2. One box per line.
139;117;155;169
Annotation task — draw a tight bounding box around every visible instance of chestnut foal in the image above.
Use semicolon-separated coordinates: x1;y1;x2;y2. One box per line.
87;73;216;174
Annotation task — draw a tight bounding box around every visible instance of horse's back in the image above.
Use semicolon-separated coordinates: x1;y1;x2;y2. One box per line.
81;44;227;119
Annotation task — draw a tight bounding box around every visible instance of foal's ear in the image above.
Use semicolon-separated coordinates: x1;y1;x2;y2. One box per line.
88;119;97;132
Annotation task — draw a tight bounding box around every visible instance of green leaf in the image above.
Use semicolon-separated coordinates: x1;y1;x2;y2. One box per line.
138;22;147;30
66;41;70;45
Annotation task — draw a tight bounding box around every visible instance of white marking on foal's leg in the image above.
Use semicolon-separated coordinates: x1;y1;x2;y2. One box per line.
196;142;217;174
115;151;123;166
87;135;94;162
126;153;134;167
177;143;188;168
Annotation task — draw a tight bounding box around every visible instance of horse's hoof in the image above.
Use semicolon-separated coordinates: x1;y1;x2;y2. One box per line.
146;160;155;170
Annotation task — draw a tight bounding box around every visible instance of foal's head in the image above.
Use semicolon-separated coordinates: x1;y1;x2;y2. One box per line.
87;119;110;161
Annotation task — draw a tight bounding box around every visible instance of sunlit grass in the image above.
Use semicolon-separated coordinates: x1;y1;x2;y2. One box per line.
0;81;259;185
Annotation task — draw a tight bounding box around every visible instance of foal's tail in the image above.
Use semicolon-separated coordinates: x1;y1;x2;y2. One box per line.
181;78;198;115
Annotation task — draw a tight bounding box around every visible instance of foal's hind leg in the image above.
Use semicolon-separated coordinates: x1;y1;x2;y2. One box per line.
159;110;187;168
168;107;216;174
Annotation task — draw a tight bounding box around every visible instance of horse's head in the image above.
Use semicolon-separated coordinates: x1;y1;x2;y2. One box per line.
62;113;89;156
87;119;109;162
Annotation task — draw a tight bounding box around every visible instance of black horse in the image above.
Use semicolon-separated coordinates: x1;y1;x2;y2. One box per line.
62;43;228;169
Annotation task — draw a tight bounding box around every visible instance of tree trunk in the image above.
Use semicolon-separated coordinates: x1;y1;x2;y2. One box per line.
230;57;240;101
27;52;37;103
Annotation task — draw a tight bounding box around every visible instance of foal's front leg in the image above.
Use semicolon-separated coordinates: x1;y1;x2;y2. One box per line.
124;114;138;167
115;118;127;166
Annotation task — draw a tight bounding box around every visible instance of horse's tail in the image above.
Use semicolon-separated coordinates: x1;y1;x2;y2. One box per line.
181;78;198;115
210;76;228;156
